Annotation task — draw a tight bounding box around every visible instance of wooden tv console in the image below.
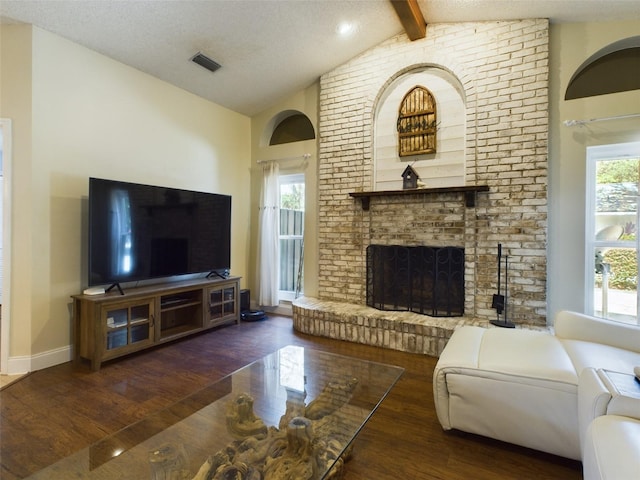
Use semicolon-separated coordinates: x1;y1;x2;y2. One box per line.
72;276;241;371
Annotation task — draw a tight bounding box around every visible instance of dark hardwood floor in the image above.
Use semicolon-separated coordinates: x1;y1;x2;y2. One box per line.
0;315;582;479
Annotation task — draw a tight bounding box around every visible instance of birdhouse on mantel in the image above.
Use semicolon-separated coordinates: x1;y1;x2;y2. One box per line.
402;165;419;189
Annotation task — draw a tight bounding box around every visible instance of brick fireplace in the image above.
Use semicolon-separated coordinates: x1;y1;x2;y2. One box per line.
293;19;549;354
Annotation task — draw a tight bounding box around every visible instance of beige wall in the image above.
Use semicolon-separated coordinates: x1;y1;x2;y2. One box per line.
0;25;34;361
249;83;319;303
1;25;251;372
548;20;640;321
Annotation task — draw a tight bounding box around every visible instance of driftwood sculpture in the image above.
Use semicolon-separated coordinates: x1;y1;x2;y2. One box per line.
263;417;316;480
226;393;268;438
191;377;359;480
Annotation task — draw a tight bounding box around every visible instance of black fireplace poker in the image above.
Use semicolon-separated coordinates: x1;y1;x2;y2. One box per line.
490;243;515;328
491;243;505;314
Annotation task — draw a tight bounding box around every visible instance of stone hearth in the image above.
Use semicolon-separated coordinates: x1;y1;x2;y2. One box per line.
292;297;548;356
292;297;472;356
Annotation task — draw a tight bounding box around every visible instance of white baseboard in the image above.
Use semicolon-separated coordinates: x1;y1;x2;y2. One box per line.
6;355;30;375
7;345;72;375
270;305;293;316
258;303;293;317
250;299;293;317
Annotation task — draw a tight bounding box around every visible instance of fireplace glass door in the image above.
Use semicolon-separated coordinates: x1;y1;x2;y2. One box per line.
366;245;464;317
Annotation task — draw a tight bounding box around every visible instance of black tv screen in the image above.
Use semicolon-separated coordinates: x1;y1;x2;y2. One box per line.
88;177;231;287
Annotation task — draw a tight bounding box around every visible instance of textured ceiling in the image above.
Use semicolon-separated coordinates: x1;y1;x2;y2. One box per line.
1;0;639;116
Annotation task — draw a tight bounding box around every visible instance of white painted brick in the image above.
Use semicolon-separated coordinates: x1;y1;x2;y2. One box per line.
317;19;548;327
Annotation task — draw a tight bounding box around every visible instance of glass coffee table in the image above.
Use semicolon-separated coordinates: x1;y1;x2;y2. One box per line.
27;346;404;479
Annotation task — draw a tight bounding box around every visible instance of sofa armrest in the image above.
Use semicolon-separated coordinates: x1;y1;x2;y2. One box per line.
433;326;486;429
554;310;640;354
578;368;612;456
582;415;640;480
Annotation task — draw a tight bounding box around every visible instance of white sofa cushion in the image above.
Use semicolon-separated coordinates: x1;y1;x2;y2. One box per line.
554;310;640;354
582;415;640;480
479;328;577;383
560;339;640;376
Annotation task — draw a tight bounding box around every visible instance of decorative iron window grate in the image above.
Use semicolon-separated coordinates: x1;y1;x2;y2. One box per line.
366;245;464;317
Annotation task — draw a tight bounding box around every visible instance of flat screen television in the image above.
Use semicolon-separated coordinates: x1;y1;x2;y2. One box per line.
88;177;231;291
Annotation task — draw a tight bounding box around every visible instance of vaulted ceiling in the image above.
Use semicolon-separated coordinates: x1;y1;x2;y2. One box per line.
1;0;639;116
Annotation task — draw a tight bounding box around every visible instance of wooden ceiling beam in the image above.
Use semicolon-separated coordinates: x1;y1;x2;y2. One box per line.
390;0;427;41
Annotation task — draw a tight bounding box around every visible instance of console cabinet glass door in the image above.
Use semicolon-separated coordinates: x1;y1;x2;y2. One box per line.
104;299;154;352
207;284;237;327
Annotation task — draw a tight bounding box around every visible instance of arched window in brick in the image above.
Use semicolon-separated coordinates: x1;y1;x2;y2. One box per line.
397;86;437;156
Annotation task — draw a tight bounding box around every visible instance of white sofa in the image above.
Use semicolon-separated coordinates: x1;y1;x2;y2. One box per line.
433;311;640;477
582;415;640;480
578;367;640;479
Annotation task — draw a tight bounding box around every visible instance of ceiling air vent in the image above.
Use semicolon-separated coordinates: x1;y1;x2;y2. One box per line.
191;52;221;73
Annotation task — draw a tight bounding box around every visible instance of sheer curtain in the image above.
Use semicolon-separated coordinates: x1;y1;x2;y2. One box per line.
257;161;280;306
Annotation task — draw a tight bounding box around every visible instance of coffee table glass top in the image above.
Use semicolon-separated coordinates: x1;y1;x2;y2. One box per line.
27;346;404;479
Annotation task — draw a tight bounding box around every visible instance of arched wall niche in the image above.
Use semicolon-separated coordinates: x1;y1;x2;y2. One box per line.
565;36;640;100
373;65;467;190
261;109;315;147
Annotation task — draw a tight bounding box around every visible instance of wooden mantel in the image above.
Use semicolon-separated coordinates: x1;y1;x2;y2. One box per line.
349;185;489;210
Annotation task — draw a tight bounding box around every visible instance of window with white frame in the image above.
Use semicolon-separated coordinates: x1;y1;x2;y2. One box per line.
585;142;639;325
279;174;304;301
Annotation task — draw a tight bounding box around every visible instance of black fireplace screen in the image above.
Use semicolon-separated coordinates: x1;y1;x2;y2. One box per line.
366;245;464;317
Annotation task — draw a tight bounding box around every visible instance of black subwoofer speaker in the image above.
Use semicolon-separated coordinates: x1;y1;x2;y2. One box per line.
240;289;250;312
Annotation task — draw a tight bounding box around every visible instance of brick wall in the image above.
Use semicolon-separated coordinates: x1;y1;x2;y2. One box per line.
317;19;549;326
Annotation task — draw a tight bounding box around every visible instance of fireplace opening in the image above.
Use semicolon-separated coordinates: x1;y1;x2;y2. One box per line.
366;245;464;317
